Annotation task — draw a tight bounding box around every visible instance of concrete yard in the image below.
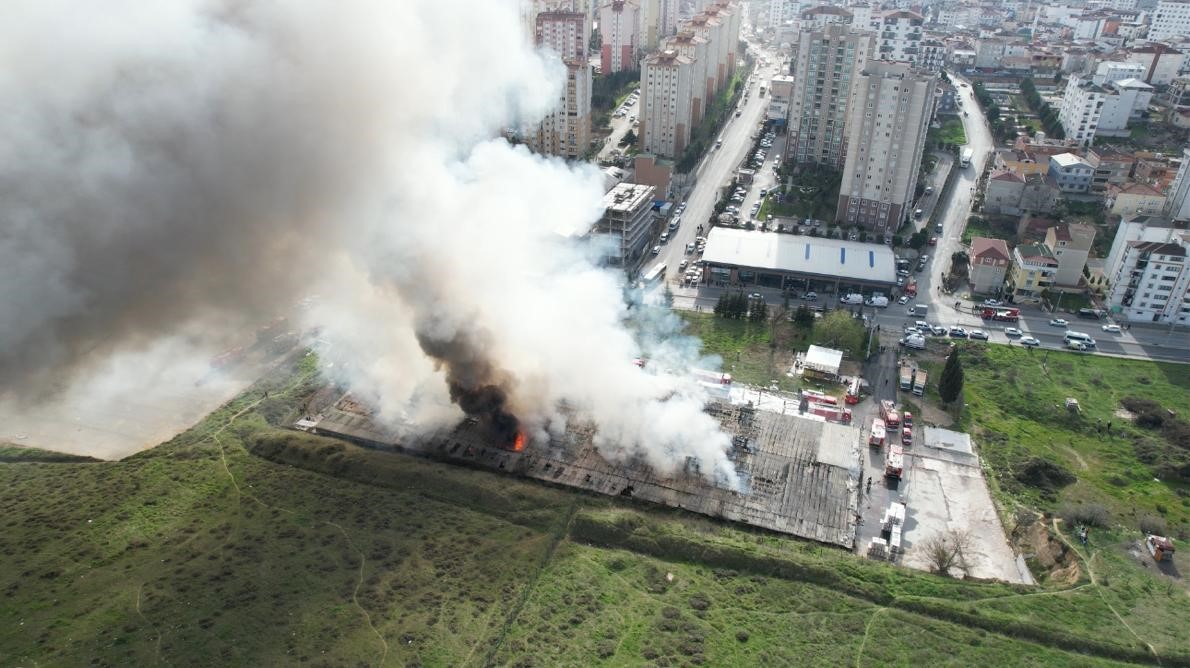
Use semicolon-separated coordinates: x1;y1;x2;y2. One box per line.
899;427;1033;584
304;395;864;549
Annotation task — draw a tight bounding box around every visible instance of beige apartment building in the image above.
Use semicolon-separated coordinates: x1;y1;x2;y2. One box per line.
788;23;871;169
836;61;936;233
530;11;592;160
641;50;695;157
600;0;640;74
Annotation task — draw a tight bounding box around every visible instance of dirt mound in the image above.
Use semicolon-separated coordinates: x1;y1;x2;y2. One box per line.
1013;514;1080;586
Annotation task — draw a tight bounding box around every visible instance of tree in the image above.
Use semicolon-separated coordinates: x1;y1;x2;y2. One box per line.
922;530;973;576
908;229;928;250
938;347;965;405
622;129;638;146
794;305;815;328
812;310;865;357
749;297;768;322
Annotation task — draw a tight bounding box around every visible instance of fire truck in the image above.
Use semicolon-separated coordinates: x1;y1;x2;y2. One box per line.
879;400;901;428
884;445;904;478
845;378;861;405
801;389;838;406
806;401;852;424
868;418;886;447
980;306;1020;322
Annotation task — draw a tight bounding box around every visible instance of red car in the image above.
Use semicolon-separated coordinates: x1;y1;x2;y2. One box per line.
901;427;913;446
928;236;938;246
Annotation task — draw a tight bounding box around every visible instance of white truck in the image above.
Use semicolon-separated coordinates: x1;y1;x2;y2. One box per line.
907;303;929;317
866;295;889;307
841;293;864;305
960;147;974;168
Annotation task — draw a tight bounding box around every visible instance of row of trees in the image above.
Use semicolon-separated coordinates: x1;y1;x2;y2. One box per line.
1020;78;1066;139
713;292;768;321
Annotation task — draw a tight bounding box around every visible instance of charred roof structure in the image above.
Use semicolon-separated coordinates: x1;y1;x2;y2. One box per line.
301;394;862;548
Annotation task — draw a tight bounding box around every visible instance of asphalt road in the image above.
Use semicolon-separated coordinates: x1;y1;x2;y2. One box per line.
655;42;784;281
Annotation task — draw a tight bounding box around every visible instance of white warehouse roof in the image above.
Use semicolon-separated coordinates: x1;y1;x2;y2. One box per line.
701;228;897;284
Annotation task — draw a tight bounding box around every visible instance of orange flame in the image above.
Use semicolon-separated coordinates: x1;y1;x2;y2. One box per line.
512;431;526;452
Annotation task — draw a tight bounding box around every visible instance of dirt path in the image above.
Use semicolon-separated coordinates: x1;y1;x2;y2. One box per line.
854;606;887;667
207;390;390;666
1051;517;1161;665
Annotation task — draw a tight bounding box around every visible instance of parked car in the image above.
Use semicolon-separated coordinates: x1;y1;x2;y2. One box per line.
898;295;910;305
929;325;947;336
982;299;1001;306
651;245;661;255
1004;327;1023;337
1049;318;1068;327
928;236;938;246
1020;336;1041;347
948;327;968;338
803;292;818;301
969;330;989;340
1101;323;1122;333
679;260;688;270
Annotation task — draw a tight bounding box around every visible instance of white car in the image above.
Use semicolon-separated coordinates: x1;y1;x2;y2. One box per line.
969;330;989;340
1004;327;1023;337
1101;324;1122;333
1049;318;1068;327
1020;336;1041;347
898;295;910;305
651;245;661;255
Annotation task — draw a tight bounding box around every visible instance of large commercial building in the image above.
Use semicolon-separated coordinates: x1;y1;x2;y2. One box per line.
698;228;897;291
529;11;593;160
1149;0;1190;41
1164;147;1190;222
598;183;656;266
836;61;936;233
787;23;872;168
641;50;695;157
600;0;640;74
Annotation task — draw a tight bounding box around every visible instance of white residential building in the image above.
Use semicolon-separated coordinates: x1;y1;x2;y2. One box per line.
876;11;924;67
799;5;853;30
641;49;695;158
836;61;937;233
1149;0;1190;41
1092;60;1146;86
767;74;794;122
1058;76;1107;146
1165;148;1190;222
1097;78;1154;131
1125;44;1187;85
1106;231;1190;324
662;30;710;126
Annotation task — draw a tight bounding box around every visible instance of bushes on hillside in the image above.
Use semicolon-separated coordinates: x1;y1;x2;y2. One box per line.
1120;396;1190;483
1059;502;1110;528
1014;458;1075;499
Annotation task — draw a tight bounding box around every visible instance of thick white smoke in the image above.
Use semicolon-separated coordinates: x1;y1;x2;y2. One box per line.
0;0;736;484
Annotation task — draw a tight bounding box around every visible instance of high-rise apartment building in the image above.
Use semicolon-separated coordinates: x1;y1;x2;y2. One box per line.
641;49;695;157
788;23;872;168
836;61;936;233
661;30;711;125
1149;0;1190;41
1058;76;1107;147
1165;148;1190;222
638;0;680;49
600;0;640;73
876;11;924;67
530;11;593;159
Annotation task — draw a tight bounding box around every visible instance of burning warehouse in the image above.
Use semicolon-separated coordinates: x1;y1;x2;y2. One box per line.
299;391;863;548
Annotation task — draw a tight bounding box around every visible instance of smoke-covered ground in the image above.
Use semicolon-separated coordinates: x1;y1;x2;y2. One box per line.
0;0;736;485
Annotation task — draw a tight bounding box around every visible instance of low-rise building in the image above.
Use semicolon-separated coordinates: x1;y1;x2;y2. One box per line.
1045;223;1097;287
598;183;656;266
1048;153;1094;193
698;228;897;291
994;149;1049;178
1085;148;1136;192
1096;78;1154;132
985;170;1026;214
1109;183;1167;216
1007;243;1059;303
969;237;1011;294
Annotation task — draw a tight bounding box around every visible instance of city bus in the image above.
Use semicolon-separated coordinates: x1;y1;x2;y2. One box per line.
641;262;667;287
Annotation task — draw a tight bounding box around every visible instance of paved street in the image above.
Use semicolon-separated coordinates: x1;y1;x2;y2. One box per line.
654;41;784;281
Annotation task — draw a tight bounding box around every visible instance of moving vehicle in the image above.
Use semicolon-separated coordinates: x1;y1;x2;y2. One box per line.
1078;308;1101;319
960;147;974;168
714;139;722;149
928;236;938;246
935;222;943;233
1101;323;1122;333
981;306;1019;322
969;329;989;340
914;208;924;219
884;445;904;479
880;400;901;427
1020;336;1041;347
898;295;911;305
907;303;928;317
869;418;887;447
1064;331;1096;348
948;327;967;338
641;263;667;287
659;231;669;243
912;369;927;397
1049;318;1068;327
1004;327;1023;337
904;280;917;297
651;245;661;255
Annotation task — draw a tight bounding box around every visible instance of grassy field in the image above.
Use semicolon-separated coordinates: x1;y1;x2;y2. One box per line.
3;352;1190;666
957;344;1190;529
678;311;810;392
939;119;968;146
